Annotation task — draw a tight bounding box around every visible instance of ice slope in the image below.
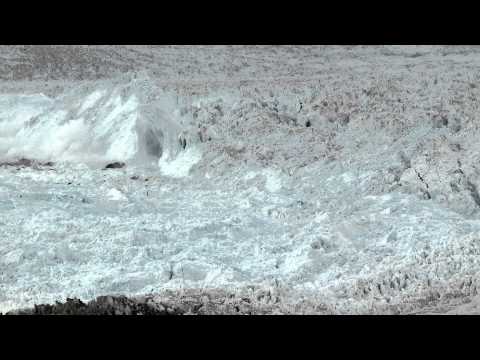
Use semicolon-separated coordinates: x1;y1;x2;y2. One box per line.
0;94;53;155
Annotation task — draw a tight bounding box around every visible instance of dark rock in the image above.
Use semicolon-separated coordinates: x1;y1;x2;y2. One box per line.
1;158;32;167
104;162;125;169
179;137;187;150
8;296;181;315
16;158;33;167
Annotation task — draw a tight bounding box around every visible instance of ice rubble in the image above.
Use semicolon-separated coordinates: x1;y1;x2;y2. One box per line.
2;55;480;313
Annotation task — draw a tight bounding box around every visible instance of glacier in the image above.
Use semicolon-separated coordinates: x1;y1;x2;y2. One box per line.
1;46;480;314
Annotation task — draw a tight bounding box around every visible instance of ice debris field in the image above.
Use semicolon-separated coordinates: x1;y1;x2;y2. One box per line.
1;46;480;314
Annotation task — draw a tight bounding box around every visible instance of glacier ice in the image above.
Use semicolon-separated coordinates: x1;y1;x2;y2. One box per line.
0;78;195;170
2;48;480;314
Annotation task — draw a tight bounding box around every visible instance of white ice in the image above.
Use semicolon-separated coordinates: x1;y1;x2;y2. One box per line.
2;47;480;314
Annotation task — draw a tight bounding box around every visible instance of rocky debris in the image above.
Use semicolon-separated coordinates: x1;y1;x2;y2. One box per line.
4;288;330;315
6;297;176;316
4;294;263;315
104;162;125;170
5;284;478;315
0;158;54;169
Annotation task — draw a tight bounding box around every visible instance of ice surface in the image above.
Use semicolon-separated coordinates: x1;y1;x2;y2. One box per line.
2;46;480;314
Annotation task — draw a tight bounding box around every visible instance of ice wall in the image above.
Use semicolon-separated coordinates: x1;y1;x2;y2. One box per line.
0;78;194;168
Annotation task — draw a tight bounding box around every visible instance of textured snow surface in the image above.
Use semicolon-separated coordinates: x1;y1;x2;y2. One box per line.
1;46;480;314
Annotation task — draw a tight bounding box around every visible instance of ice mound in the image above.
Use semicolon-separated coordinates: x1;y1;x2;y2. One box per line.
158;147;202;178
0;76;195;168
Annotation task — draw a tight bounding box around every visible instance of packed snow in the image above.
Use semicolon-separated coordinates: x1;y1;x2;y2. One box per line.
1;46;480;314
